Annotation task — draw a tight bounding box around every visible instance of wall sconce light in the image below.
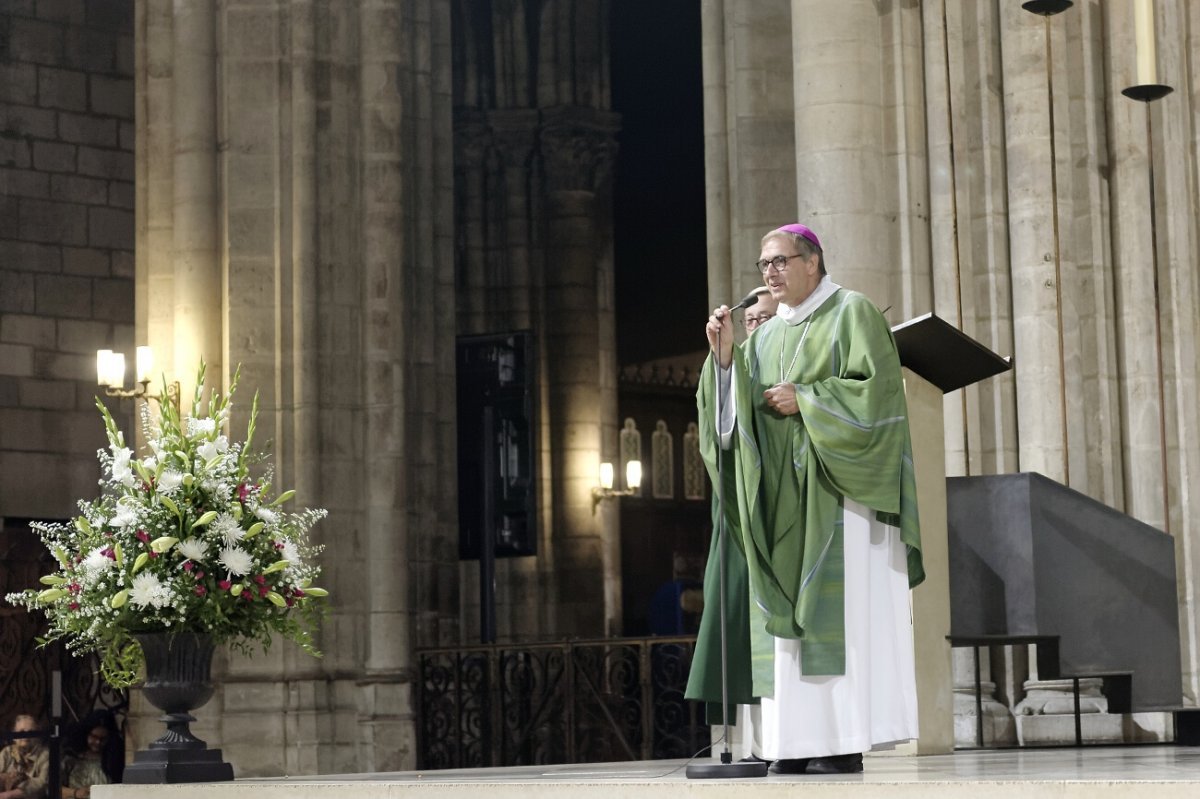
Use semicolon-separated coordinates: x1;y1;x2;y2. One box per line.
592;459;642;512
96;346;180;411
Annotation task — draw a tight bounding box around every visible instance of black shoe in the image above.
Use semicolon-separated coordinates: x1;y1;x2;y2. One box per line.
739;754;771;766
767;758;810;774
806;753;863;774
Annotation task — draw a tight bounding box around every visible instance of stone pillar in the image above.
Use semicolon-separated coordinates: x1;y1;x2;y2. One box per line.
138;0;174;397
359;0;409;680
1148;0;1200;705
133;0;457;776
951;647;1015;748
539;109;621;635
791;0;887;306
1012;645;1120;745
702;0;796;308
998;5;1068;484
170;0;220;394
921;0;1019;480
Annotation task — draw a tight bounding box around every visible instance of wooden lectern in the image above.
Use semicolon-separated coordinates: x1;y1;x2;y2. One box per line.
891;312;1011;754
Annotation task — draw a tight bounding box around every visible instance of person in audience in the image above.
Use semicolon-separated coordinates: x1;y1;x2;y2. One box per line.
0;715;48;799
61;711;119;799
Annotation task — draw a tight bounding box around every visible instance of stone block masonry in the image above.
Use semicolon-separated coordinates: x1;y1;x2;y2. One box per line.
0;0;136;517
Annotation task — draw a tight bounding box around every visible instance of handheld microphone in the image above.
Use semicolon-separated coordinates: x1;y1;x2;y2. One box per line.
730;285;769;311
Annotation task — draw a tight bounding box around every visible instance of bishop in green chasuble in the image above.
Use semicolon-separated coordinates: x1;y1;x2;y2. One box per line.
684;224;924;765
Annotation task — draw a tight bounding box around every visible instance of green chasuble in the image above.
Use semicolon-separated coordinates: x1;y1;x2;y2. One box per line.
685;287;924;713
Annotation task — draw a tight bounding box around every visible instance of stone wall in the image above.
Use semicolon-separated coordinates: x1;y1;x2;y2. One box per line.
0;0;135;519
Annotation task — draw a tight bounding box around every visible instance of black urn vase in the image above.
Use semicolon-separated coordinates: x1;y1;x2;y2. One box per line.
122;632;235;784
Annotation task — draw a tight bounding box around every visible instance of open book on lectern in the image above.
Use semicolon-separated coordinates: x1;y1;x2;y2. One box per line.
891;312;1011;394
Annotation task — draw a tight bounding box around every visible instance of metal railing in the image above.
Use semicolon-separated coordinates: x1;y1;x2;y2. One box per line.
416;635;707;769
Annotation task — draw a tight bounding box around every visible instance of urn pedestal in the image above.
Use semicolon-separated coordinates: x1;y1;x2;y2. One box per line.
122;632;234;784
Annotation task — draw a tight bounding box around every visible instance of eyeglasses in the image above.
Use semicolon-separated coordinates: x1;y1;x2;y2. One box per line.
755;254;803;275
741;314;774;329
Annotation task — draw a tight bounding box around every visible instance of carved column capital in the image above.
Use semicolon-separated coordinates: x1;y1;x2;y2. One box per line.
454;108;493;167
538;108;620;194
489;109;541;169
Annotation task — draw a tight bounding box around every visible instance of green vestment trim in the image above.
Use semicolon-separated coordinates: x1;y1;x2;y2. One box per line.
685;288;923;710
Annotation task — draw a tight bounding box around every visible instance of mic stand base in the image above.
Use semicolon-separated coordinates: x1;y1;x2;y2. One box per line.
686;759;769;779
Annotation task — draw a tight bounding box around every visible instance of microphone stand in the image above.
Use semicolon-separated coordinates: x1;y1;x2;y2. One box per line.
687;314;768;779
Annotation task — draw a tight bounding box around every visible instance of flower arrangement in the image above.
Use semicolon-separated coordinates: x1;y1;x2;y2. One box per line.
5;362;329;688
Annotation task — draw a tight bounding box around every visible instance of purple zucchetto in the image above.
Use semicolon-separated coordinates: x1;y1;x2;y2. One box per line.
777;223;822;250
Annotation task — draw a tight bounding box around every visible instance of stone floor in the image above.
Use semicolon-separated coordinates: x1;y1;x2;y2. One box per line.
95;745;1200;799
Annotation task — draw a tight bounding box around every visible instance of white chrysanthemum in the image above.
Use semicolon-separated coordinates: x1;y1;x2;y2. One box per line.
187;417;216;438
129;572;171;609
110;447;135;487
210;513;243;546
280;539;301;564
176;538;209;562
254;507;278;525
110;501;139;529
157;470;184;493
80;549;114;580
218;546;253;577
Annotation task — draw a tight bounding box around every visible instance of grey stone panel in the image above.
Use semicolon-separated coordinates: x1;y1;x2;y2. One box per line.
7;17;63;65
87;205;132;249
19;197;87;244
0;270;36;312
33;272;91;317
62;27;118;73
50;173;107;204
76;145;132;178
88;74;133;118
0;239;60;272
0;314;56;348
1;103;57;138
58;111;119;146
948;472;1182;711
0;63;38;105
34;0;86;25
1;167;50;199
84;1;133;32
31;139;76;172
37;65;87;111
90;275;132;322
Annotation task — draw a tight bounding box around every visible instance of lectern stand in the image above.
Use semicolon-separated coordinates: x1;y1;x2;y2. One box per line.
891;312;1011;754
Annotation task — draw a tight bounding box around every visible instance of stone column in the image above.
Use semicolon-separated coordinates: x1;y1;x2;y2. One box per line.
358;0;408;676
951;647;1015;748
134;0;457;775
879;0;933;321
702;0;796;309
1151;0;1200;705
791;0;888;305
137;0;175;394
921;0;1019;480
539;109;621;635
998;5;1068;484
170;0;220;394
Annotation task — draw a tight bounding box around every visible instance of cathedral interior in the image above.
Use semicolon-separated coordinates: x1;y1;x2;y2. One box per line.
2;0;1200;778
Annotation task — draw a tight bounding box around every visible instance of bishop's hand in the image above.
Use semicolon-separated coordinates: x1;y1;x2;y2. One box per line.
705;305;734;369
763;382;799;415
